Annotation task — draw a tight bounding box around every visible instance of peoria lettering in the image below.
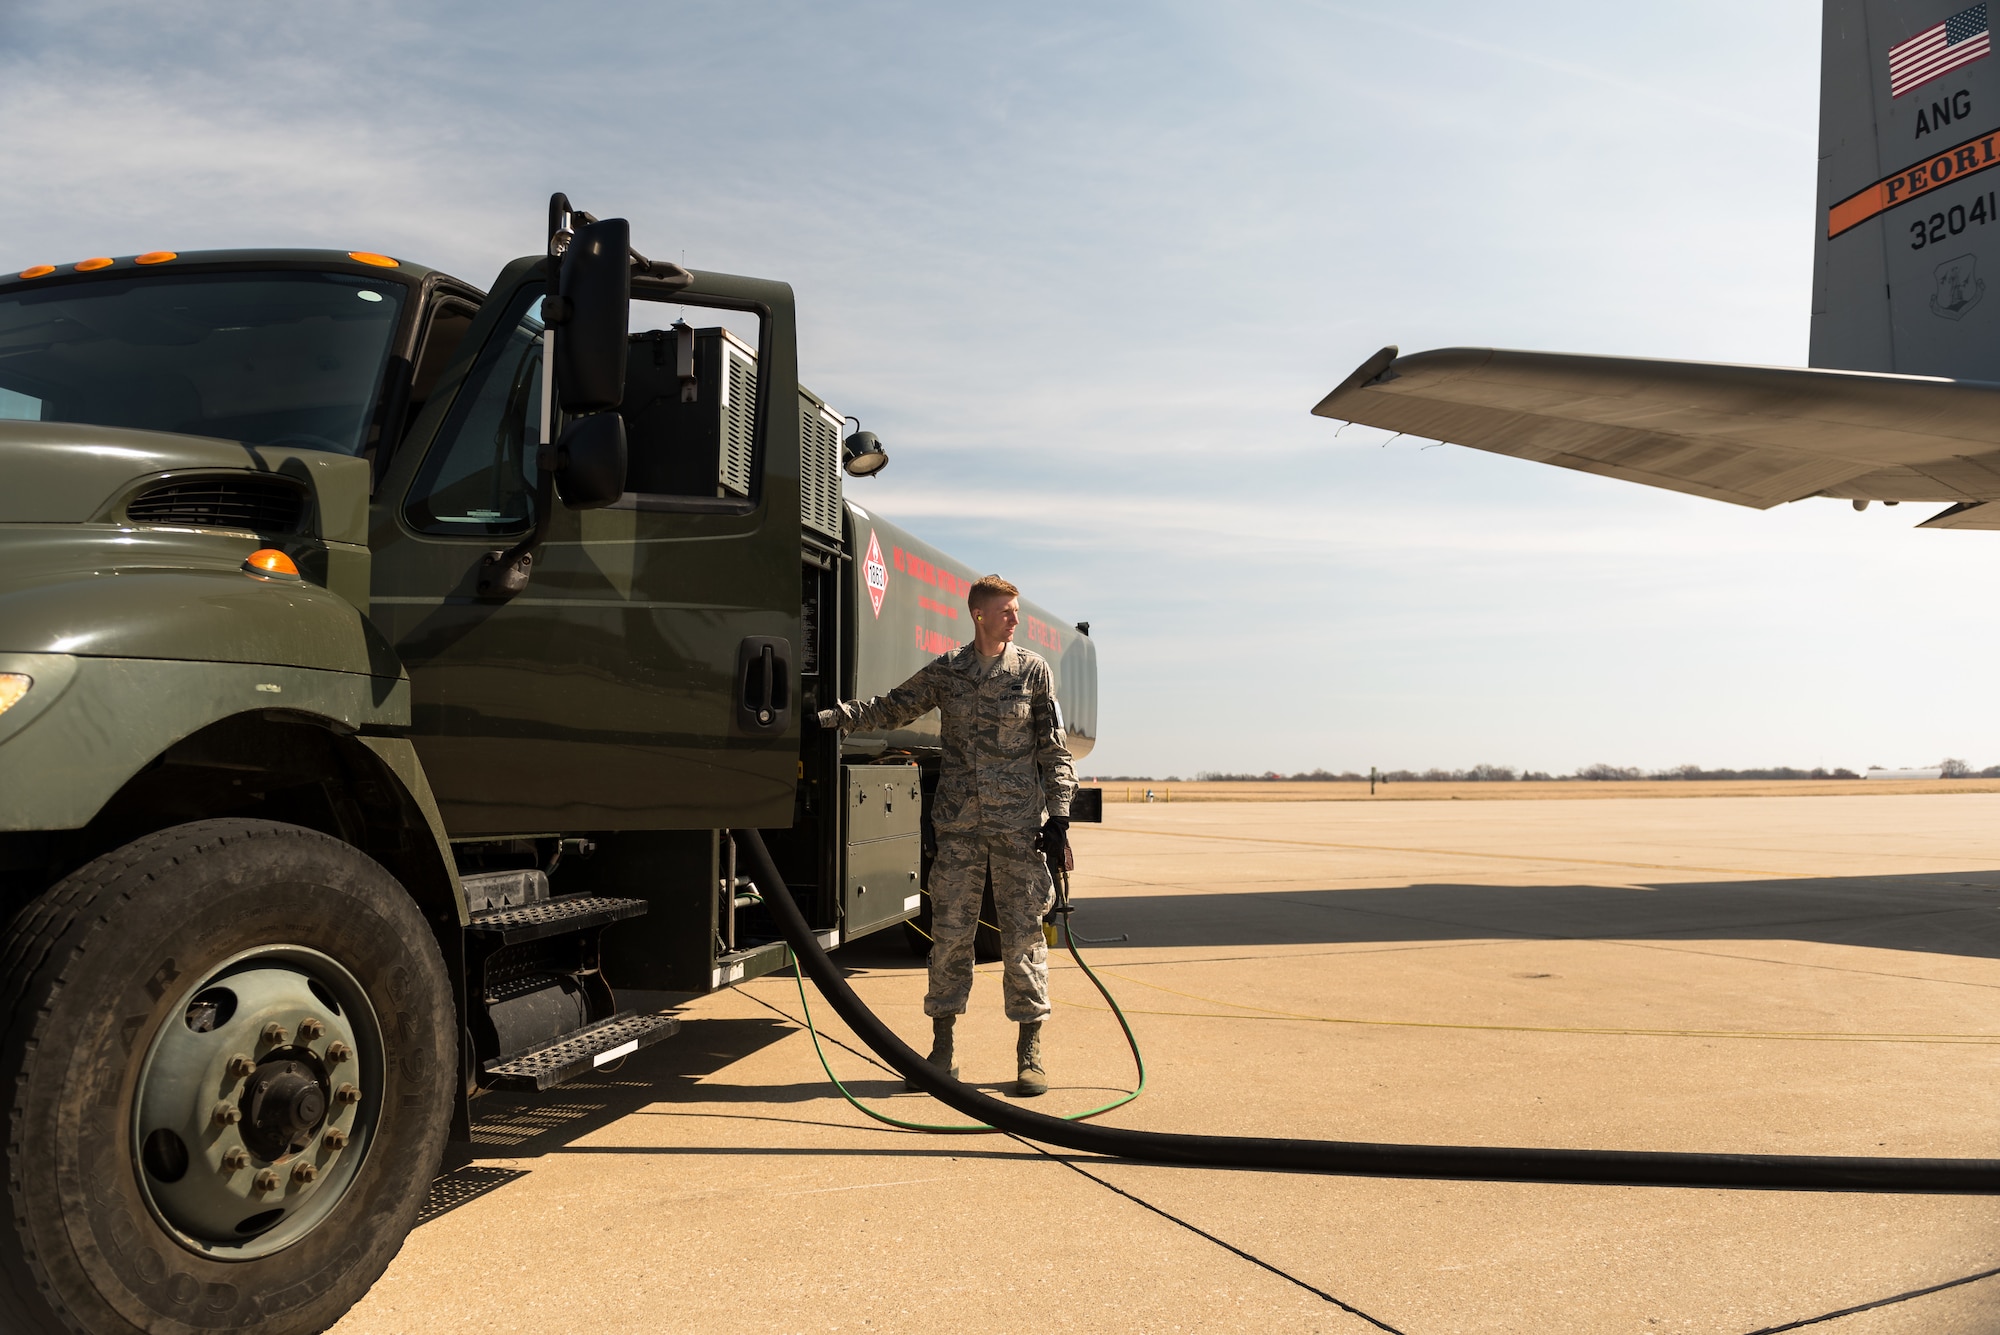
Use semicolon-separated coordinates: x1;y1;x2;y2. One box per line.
1829;126;2000;236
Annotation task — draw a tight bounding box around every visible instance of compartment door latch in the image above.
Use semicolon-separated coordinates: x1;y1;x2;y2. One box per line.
735;636;792;734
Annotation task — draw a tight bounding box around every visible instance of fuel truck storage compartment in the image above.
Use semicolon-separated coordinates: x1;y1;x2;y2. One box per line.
844;762;922;937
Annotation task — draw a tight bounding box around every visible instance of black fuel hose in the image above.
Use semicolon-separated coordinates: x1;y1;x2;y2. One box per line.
740;829;2000;1193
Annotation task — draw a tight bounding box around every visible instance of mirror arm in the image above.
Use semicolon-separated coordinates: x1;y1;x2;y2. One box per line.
627;241;693;288
549;189;689;285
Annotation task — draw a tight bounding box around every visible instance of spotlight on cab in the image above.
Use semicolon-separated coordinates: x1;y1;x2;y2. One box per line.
842;428;889;478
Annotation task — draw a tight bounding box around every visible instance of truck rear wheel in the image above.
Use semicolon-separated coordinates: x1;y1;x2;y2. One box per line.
0;819;454;1334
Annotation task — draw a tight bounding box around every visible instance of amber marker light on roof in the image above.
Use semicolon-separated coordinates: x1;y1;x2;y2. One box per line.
18;265;54;279
75;257;114;271
135;251;177;265
348;251;399;268
244;549;301;579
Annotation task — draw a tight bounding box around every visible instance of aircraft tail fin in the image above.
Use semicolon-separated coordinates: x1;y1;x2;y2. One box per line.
1813;0;2000;380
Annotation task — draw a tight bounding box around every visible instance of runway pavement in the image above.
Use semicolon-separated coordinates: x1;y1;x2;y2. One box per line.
331;793;2000;1334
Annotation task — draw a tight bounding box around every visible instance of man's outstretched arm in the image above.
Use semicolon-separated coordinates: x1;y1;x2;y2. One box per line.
817;659;948;734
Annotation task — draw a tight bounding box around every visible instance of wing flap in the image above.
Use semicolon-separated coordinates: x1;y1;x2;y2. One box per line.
1314;348;2000;508
1918;501;2000;529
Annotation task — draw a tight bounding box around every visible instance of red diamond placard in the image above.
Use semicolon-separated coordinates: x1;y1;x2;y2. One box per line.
863;529;888;618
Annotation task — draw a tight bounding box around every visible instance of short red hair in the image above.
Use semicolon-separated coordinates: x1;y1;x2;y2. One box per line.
967;574;1018;612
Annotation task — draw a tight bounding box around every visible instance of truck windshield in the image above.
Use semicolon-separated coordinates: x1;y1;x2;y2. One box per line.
0;270;406;456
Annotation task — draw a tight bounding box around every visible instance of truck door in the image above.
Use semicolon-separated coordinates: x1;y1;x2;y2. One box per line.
367;259;805;836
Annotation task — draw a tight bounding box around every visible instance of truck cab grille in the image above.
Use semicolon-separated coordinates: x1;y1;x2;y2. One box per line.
125;477;310;534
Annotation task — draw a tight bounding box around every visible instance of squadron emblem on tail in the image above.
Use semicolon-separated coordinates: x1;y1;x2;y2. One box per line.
1930;252;1986;317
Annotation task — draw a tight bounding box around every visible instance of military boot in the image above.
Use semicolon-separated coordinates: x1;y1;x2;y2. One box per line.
906;1015;958;1091
1015;1020;1048;1097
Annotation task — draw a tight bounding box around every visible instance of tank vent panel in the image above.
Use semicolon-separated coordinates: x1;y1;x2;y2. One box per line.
796;393;844;540
720;343;757;499
125;476;310;534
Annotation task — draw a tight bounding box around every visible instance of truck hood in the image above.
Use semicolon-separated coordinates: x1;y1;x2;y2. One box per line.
0;420;369;544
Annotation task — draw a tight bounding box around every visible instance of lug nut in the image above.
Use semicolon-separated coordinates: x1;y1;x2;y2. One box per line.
226;1054;255;1078
322;1127;349;1151
334;1083;361;1106
326;1041;353;1064
253;1169;279;1192
211;1101;242;1127
261;1023;287;1045
292;1162;318;1185
298;1018;325;1041
220;1148;250;1172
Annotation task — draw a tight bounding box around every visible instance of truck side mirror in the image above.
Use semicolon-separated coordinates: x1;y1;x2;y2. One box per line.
553;411;627;509
554;217;631;412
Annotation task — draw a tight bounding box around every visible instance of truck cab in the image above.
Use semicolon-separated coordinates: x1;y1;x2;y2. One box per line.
0;199;1095;1335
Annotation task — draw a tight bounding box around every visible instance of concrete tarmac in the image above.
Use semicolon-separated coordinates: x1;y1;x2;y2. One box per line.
332;794;2000;1334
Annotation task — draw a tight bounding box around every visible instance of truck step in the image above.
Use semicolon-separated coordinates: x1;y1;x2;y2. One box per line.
481;1011;681;1091
466;893;648;945
461;868;550;912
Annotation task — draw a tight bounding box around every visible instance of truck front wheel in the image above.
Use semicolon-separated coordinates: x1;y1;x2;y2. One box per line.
0;819;454;1334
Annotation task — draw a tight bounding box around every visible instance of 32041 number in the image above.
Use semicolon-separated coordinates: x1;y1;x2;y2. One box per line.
1910;192;1999;248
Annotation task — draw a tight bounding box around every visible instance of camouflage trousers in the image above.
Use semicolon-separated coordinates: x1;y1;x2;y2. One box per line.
923;827;1056;1023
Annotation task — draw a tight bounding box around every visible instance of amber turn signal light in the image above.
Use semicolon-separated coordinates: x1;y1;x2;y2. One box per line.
18;265;54;279
243;549;300;579
347;251;398;268
135;251;177;265
74;257;114;272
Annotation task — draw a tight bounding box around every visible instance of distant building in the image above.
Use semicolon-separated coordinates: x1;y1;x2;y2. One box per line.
1865;767;1945;780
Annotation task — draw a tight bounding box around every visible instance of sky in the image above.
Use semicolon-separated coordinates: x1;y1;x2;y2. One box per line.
4;0;1991;778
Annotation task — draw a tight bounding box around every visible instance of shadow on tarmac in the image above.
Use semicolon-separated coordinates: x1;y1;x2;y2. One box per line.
422;1005;1052;1224
420;868;2000;1224
1024;870;2000;960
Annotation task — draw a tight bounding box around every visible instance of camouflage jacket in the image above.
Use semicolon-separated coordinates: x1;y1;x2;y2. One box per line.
831;643;1076;832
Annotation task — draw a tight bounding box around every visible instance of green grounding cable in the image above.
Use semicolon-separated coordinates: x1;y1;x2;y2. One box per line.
789;883;1147;1134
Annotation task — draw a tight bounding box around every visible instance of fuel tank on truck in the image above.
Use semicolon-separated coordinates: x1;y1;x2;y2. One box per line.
843;500;1096;759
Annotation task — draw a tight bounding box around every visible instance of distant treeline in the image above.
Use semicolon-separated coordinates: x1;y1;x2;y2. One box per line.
1088;759;2000;783
1183;765;1910;782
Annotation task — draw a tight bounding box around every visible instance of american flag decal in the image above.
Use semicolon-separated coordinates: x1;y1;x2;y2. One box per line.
1890;4;1991;97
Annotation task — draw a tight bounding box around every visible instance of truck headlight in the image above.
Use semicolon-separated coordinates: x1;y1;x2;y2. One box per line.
0;674;29;716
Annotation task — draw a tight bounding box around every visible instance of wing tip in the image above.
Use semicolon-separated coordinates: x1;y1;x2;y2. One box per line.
1312;344;1400;418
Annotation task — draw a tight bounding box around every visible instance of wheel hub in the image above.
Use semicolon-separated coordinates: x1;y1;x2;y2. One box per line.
132;948;382;1260
240;1052;329;1160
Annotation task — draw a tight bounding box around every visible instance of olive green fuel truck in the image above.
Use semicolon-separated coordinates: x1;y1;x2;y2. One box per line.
0;198;1097;1334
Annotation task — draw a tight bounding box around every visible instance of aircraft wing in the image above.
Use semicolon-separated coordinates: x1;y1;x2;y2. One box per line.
1313;347;2000;526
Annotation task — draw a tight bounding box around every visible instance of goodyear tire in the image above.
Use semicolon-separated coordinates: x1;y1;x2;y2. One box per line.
0;819;454;1334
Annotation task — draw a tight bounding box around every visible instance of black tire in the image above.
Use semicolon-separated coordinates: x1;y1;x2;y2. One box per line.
0;819;455;1334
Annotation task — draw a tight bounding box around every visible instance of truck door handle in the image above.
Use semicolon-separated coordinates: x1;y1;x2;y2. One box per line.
734;636;792;735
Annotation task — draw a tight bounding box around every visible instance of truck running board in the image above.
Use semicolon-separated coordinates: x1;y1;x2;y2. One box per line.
481;1011;682;1092
466;893;649;944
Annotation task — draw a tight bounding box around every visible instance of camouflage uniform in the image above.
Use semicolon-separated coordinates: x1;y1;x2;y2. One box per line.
828;643;1076;1022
